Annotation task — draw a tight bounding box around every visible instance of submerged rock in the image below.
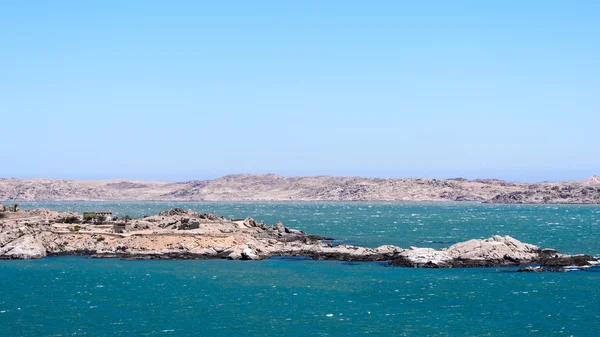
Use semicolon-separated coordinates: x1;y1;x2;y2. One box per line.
536;249;598;267
516;265;592;272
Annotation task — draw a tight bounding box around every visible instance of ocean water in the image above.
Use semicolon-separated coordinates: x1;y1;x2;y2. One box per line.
1;202;600;336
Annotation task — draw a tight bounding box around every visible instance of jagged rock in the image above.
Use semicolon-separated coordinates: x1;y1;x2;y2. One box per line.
243;217;258;227
159;208;195;216
178;220;200;230
224;247;242;260
0;203;6;212
199;213;225;221
536;249;597;267
275;222;285;232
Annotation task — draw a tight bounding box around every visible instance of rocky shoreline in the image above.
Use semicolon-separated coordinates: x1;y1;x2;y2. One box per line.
1;174;600;203
1;207;597;271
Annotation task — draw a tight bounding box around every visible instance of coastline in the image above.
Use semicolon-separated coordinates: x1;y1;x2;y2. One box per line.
1;174;599;204
1;207;597;271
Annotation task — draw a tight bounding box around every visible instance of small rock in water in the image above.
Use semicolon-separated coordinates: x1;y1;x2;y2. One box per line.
517;266;545;272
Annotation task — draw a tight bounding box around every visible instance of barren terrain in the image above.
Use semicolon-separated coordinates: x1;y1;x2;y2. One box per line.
1;174;599;203
0;207;596;271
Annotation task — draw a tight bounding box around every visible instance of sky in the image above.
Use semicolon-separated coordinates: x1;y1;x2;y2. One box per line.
1;1;599;182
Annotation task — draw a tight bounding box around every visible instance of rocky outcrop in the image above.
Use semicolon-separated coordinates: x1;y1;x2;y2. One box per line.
157;208;225;221
243;217;259;228
0;208;597;270
389;235;598;268
583;176;600;186
158;208;196;216
241;248;260;260
0;235;46;259
487;185;600;204
1;174;599;203
445;236;540;262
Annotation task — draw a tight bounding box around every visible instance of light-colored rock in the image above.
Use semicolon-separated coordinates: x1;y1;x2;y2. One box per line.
398;247;452;266
0;235;46;259
225;247;242;260
241;248;259;260
444;235;540;261
373;245;404;255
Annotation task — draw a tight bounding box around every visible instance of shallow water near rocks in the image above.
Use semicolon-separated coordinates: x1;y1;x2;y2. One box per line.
2;201;600;336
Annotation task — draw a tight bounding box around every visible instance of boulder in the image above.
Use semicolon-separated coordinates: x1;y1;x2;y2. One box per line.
223;247;242;260
275;222;285;232
178;221;200;230
198;213;225;221
241;248;260;260
444;235;540;263
0;235;47;259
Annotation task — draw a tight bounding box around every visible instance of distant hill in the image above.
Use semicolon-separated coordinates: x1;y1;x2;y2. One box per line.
0;174;599;204
583;175;600;186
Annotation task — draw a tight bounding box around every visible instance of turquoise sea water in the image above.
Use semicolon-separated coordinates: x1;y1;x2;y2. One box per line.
2;202;600;336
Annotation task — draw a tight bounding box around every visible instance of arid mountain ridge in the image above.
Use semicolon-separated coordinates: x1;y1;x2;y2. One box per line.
1;174;599;204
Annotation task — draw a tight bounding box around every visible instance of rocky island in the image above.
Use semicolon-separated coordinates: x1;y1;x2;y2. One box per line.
1;206;597;271
1;174;600;203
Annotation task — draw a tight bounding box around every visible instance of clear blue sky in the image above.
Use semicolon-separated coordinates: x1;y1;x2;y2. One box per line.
1;1;598;182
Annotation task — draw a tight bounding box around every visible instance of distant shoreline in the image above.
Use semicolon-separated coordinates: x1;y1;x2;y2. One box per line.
1;174;599;204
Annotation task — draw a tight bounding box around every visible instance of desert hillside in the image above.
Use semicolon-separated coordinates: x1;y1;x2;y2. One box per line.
0;174;599;203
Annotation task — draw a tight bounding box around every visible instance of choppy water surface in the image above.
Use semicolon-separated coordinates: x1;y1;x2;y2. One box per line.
2;202;599;336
